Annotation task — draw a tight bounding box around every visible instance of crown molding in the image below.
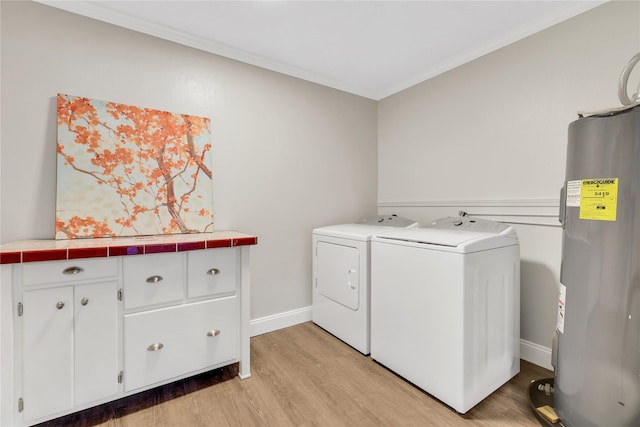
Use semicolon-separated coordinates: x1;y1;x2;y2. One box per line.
36;1;606;101
34;0;378;100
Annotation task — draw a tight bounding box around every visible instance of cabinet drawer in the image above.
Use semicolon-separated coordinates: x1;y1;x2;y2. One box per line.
123;252;185;310
187;248;237;299
23;257;118;286
123;296;238;391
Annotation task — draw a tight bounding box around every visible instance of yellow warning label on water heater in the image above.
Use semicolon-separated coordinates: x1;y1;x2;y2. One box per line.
579;178;618;221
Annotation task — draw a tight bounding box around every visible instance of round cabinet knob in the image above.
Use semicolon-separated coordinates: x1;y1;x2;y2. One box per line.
207;329;221;337
207;268;220;276
146;275;163;283
81;298;89;306
56;301;65;310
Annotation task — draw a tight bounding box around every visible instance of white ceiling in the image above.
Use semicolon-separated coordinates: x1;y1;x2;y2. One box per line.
39;1;605;100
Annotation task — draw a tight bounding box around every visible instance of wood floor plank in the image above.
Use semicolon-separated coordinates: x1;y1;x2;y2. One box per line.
37;322;551;426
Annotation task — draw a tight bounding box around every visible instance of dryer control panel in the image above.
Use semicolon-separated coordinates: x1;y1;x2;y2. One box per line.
360;214;418;228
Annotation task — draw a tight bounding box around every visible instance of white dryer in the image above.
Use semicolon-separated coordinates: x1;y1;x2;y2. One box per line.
370;217;520;414
312;215;417;354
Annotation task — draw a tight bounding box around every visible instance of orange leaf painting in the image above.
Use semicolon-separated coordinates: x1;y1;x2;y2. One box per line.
56;93;213;239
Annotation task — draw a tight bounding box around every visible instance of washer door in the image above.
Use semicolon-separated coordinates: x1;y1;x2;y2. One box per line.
315;241;359;310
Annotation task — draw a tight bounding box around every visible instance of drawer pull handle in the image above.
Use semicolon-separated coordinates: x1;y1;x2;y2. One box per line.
56;301;65;310
81;298;89;306
63;266;84;275
146;275;163;283
207;268;220;276
207;329;221;337
147;343;164;352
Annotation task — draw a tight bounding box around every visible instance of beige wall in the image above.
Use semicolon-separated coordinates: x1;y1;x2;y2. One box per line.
0;1;378;320
378;0;640;364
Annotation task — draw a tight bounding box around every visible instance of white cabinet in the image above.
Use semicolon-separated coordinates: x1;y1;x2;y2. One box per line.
19;259;120;424
121;249;240;392
22;281;119;421
0;238;253;427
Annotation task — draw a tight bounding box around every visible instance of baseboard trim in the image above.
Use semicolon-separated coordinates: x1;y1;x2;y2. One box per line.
520;339;553;371
250;305;312;337
250;306;554;371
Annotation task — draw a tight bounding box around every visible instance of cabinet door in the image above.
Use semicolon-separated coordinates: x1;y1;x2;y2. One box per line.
23;287;74;422
74;281;119;406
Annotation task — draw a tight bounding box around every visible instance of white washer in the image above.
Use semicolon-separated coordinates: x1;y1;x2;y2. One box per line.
312;215;418;354
370;217;520;414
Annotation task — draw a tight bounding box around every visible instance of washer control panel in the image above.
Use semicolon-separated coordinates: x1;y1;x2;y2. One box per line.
430;217;511;234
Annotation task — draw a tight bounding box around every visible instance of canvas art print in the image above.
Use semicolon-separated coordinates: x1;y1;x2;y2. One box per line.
56;93;213;239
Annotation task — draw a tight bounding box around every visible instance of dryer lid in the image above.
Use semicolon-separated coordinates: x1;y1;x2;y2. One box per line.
313;224;395;241
313;216;417;241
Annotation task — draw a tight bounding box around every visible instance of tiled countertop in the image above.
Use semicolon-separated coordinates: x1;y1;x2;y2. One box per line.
0;231;258;264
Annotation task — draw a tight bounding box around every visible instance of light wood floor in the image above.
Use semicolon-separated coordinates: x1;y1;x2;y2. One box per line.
39;322;552;426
